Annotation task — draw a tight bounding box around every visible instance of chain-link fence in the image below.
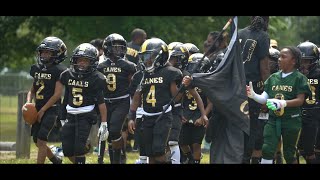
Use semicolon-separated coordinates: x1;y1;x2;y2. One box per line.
0;73;60;142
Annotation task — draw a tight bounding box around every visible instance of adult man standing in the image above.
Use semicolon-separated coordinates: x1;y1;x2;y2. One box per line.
126;28;147;65
239;16;270;164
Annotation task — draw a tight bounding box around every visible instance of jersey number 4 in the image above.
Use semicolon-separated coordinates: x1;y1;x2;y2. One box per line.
146;85;156;107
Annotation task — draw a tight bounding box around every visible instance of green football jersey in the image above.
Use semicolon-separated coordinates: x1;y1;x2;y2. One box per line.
264;70;311;117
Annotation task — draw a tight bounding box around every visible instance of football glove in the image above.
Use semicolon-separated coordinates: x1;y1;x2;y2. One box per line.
266;99;287;111
98;122;109;141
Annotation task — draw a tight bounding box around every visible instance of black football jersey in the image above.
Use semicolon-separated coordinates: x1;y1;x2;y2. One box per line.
97;58;136;98
238;27;270;82
303;68;320;109
29;64;67;111
126;41;140;65
129;71;143;97
182;87;207;120
60;70;106;108
141;65;182;113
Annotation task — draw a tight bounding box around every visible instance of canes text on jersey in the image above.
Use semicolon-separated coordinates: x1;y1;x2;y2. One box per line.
68;79;89;87
144;77;163;84
34;72;52;79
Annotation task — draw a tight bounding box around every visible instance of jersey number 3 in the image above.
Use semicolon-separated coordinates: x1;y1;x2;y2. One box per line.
306;86;316;104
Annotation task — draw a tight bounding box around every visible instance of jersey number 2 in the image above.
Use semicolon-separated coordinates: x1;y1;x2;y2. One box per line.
36;80;45;100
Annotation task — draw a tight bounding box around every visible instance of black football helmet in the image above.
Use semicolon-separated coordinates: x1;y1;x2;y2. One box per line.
297;41;319;75
184;43;200;55
70;43;99;78
139;38;169;73
36;36;67;68
103;33;127;59
169;44;189;70
168;42;183;54
186;53;210;73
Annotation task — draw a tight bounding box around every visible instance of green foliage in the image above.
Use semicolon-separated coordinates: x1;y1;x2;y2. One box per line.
295;16;320;45
2;16;320;71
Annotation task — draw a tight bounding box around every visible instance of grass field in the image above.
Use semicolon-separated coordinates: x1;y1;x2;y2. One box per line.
0;95;210;164
0;95;307;164
0;95;18;142
0;141;210;164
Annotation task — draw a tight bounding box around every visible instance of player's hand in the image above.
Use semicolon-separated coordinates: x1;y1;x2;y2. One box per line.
128;119;135;134
260;104;268;113
266;99;287;111
98;122;109;141
194;117;203;126
201;115;209;128
21;103;28;112
37;109;45;123
246;81;256;99
181;116;188;124
182;76;192;87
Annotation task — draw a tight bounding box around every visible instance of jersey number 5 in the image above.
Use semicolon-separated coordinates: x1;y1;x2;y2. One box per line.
146;85;156;107
72;87;83;106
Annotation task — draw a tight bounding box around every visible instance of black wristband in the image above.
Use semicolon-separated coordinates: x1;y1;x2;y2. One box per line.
128;110;136;120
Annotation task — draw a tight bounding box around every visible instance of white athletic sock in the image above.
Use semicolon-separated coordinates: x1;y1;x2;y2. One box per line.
261;158;273;164
170;145;181;164
139;156;148;164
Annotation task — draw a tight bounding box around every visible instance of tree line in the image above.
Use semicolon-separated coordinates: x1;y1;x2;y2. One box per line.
1;16;319;71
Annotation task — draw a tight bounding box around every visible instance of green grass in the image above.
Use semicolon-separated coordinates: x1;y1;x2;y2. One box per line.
0;142;210;164
0;95;18;141
0;95;306;164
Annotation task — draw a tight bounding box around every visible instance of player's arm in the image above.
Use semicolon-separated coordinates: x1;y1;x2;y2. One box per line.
169;81;181;103
128;91;141;134
22;85;35;112
96;78;109;141
98;103;107;123
266;93;305;111
37;81;63;121
260;56;270;82
285;93;305;107
96;87;107;123
189;88;208;127
205;98;213;116
26;85;35;103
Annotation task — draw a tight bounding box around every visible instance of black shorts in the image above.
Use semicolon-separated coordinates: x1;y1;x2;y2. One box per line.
31;106;58;143
248;99;265;150
105;97;130;136
179;123;205;145
61;112;96;157
168;112;182;142
141;112;172;157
